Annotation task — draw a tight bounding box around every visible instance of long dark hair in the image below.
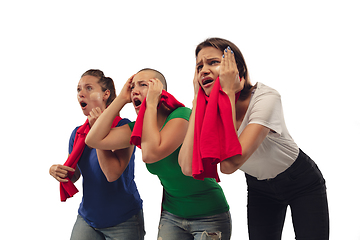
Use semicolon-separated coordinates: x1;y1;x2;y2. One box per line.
196;38;253;100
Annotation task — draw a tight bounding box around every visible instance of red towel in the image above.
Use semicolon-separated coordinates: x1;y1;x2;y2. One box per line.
193;77;242;182
130;90;185;148
60;116;122;202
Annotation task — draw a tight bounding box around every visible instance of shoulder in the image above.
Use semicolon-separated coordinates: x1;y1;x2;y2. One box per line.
167;107;191;121
254;82;281;99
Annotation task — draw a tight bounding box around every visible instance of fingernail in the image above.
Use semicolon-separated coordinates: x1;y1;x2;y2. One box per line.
231;50;234;54
222;54;225;58
227;46;231;50
225;48;228;53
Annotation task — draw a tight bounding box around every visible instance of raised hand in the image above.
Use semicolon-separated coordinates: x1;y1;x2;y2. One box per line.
88;107;102;128
219;46;241;94
118;74;136;103
146;78;163;107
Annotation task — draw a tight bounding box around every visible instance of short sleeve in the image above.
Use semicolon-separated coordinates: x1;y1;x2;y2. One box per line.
117;118;131;127
165;107;192;123
248;90;283;135
68;127;80;154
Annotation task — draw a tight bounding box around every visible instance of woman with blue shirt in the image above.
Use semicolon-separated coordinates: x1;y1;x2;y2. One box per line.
49;69;144;240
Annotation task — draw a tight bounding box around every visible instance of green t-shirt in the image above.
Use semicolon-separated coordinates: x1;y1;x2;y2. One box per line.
128;107;229;218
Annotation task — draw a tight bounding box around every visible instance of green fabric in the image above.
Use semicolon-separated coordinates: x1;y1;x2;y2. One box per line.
128;107;229;218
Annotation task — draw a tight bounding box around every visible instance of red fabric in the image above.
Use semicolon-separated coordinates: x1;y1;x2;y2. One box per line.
130;90;185;149
193;77;242;182
60;116;122;202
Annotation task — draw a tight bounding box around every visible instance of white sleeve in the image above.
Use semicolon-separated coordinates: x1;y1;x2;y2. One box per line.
248;90;283;136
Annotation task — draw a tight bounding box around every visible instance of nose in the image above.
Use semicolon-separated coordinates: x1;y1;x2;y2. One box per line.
199;64;210;79
131;86;140;96
78;88;85;98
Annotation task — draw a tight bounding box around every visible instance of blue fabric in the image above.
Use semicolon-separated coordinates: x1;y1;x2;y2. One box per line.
70;210;145;240
157;210;232;240
69;118;143;229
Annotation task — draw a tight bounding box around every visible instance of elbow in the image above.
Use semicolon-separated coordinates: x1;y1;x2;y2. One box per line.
106;175;120;182
181;166;192;177
85;136;95;148
105;172;121;182
142;153;157;164
220;159;239;175
178;154;193;177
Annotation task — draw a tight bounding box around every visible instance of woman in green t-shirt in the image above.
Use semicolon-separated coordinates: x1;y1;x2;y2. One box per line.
86;68;231;240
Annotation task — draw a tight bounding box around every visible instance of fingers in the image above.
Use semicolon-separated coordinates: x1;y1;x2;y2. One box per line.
148;78;163;94
88;107;102;119
49;164;75;182
222;46;238;76
88;107;102;127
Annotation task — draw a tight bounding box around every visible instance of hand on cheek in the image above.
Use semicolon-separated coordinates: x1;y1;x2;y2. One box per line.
88;107;102;128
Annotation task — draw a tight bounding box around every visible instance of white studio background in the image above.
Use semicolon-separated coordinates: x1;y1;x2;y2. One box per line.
1;0;359;239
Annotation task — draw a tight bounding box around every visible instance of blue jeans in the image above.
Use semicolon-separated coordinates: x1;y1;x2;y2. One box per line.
70;209;145;240
245;149;329;240
157;210;231;240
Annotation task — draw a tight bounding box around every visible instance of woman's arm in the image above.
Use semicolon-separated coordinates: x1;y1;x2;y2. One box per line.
141;79;189;164
178;98;196;176
219;48;270;174
96;147;134;182
49;154;81;183
178;71;200;176
220;123;270;174
85;76;134;150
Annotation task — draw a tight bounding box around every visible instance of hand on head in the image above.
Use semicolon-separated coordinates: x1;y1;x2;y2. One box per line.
119;74;136;104
146;78;163;106
219;46;242;94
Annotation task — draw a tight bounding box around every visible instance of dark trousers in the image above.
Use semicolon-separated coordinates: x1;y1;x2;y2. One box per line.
245;149;329;240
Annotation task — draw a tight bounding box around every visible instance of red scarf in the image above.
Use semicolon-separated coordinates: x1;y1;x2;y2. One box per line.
60;116;122;202
130;90;184;148
193;77;242;182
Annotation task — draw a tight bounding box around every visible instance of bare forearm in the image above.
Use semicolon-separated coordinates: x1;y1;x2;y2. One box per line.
220;123;270;174
86;97;127;148
223;89;237;132
96;148;132;182
141;104;161;163
178;99;197;176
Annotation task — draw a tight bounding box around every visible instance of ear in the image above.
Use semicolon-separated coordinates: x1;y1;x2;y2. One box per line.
103;89;111;102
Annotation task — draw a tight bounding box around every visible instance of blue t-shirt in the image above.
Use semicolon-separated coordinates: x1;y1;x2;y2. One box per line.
69;118;142;228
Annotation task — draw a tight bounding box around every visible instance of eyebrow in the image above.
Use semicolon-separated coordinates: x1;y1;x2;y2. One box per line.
196;57;220;66
130;80;147;87
77;83;93;88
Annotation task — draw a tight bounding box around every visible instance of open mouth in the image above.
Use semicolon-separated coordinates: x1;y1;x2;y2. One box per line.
134;99;142;107
202;78;214;87
203;79;213;85
80;102;87;108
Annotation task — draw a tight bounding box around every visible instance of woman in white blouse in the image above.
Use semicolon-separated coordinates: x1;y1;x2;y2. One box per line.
179;37;329;240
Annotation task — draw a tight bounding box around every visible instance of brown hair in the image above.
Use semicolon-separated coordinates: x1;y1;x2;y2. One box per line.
81;69;116;106
195;38;253;100
137;68;167;91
